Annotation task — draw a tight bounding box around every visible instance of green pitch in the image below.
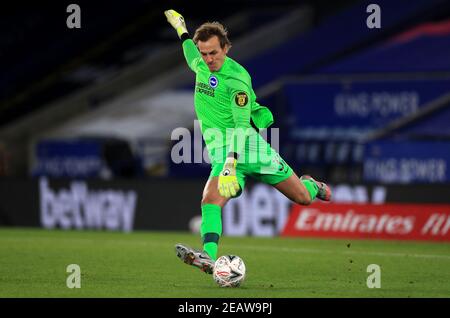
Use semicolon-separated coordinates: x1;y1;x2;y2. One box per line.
0;228;449;298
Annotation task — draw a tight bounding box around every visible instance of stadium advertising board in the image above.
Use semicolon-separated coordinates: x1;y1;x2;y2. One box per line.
282;203;450;241
1;179;449;240
283;78;450;130
0;177;205;232
39;178;137;232
222;183;387;236
32;139;105;178
363;141;450;183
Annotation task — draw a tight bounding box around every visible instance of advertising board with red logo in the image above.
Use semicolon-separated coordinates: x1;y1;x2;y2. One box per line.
282;203;450;241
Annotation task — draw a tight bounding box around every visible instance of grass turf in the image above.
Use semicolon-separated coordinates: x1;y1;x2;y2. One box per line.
0;227;449;298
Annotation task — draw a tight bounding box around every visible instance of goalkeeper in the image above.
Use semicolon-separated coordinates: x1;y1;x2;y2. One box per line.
165;10;331;274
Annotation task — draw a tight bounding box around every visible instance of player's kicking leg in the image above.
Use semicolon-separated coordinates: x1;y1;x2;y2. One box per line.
273;172;331;204
256;144;331;204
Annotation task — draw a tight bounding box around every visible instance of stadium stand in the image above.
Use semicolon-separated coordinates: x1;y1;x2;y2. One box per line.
319;19;450;73
244;0;450;88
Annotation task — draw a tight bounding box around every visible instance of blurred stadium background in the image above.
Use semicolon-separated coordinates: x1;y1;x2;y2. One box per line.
0;0;450;297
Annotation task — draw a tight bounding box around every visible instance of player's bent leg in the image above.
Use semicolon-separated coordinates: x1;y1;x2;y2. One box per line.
253;142;327;205
273;172;314;205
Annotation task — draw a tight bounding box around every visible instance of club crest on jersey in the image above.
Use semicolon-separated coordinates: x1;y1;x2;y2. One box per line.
235;92;248;107
209;75;218;89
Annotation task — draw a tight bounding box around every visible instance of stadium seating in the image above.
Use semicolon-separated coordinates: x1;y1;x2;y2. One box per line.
319;19;450;73
243;0;450;89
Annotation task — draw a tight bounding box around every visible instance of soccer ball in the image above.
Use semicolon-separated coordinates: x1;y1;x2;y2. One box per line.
213;255;246;287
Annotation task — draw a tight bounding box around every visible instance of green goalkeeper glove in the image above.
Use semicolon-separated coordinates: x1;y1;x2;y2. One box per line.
218;158;240;198
164;9;188;39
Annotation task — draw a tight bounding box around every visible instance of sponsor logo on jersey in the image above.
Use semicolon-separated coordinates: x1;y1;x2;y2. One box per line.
209;75;218;88
235;92;248;107
196;81;215;97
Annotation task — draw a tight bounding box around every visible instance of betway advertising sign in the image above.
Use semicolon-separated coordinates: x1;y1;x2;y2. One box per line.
282;203;450;241
39;178;137;232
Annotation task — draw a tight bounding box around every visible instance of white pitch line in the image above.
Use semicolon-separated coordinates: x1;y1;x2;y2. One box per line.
343;250;450;260
3;235;450;260
222;244;450;260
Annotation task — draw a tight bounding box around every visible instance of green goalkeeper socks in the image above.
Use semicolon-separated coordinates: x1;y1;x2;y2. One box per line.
201;204;222;261
203;242;219;262
301;179;319;201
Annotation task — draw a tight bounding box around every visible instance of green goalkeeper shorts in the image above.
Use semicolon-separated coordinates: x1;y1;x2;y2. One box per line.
208;135;293;196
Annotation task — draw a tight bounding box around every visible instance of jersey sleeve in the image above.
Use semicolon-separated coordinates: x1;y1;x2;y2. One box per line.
182;39;208;73
226;78;255;157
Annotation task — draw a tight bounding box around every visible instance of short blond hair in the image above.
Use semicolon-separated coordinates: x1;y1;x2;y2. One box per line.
193;22;232;49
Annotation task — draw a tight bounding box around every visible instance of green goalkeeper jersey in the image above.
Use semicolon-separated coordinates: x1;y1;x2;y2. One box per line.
182;39;274;157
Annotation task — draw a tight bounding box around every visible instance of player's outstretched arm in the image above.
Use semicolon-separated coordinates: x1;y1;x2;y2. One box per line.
164;9;203;73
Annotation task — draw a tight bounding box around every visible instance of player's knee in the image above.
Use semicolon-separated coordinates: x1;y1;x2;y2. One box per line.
201;193;227;207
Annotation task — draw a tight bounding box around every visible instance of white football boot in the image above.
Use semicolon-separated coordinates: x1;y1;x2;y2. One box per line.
175;243;214;274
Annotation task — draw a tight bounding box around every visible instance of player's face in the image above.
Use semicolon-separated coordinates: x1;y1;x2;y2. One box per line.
197;36;229;72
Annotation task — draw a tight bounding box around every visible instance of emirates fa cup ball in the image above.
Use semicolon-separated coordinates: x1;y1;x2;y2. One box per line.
213;255;246;287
